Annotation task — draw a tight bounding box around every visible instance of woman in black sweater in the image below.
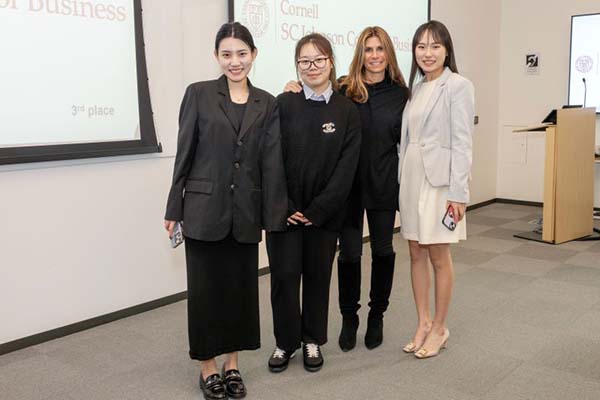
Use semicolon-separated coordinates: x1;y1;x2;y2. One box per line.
285;27;409;351
337;27;409;351
266;33;361;374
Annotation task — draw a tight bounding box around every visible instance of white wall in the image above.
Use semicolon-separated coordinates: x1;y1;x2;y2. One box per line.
431;0;501;205
496;0;600;206
1;0;503;346
0;0;226;345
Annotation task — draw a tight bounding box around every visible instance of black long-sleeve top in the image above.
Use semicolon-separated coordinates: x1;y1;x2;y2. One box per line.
277;91;361;232
341;75;409;211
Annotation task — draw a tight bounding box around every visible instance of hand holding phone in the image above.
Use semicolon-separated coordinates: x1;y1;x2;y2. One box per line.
170;222;184;248
442;206;457;231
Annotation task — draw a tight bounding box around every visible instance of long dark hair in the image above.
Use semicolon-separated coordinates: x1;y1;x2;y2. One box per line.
294;33;338;90
408;20;458;91
214;22;256;52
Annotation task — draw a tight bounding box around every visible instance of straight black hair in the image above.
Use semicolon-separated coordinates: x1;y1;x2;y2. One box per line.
408;20;458;92
215;22;256;52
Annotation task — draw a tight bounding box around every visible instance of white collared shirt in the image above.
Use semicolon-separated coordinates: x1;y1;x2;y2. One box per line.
303;82;333;104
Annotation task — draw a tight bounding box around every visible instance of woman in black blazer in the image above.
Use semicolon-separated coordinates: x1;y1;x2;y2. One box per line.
164;22;287;400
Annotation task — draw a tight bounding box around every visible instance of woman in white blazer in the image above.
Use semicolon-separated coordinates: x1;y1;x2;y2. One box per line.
398;20;474;359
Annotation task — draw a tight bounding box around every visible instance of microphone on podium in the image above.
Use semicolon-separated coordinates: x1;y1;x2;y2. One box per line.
582;77;587;107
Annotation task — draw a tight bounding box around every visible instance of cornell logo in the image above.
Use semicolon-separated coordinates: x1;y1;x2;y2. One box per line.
242;0;269;38
575;55;593;74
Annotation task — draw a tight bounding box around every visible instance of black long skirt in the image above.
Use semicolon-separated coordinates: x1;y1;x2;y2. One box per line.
184;234;260;361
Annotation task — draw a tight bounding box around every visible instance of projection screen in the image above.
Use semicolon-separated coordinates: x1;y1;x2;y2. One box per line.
569;13;600;113
0;0;160;165
230;0;430;96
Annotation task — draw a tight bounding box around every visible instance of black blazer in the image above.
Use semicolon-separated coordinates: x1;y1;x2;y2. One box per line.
165;75;288;243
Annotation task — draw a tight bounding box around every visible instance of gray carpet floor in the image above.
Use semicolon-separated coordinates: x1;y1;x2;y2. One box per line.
2;203;600;400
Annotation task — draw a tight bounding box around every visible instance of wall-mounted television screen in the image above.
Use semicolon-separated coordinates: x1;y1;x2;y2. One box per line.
569;13;600;113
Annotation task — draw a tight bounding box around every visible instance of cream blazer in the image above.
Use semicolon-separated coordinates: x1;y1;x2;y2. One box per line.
397;67;475;203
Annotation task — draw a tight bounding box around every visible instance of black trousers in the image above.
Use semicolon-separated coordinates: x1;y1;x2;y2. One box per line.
266;227;339;352
338;209;396;319
339;209;395;262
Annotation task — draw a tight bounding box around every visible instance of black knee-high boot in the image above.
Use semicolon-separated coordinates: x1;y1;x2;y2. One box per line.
337;258;361;351
365;253;396;349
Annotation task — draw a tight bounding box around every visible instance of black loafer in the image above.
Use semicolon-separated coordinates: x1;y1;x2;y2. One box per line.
221;367;247;399
199;373;227;400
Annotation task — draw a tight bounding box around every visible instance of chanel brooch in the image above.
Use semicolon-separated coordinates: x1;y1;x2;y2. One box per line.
322;122;336;133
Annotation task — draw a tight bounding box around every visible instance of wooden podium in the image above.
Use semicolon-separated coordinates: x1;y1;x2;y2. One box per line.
513;108;596;244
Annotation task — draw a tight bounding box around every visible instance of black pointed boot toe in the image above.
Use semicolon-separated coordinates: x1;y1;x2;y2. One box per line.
338;315;359;351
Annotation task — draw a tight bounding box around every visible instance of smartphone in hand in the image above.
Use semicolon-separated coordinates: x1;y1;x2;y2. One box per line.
170;222;184;248
442;206;457;231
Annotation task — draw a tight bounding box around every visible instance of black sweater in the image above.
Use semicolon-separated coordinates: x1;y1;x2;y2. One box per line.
341;75;409;210
277;91;361;232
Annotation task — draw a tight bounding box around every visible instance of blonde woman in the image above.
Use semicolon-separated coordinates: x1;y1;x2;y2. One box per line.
336;27;409;351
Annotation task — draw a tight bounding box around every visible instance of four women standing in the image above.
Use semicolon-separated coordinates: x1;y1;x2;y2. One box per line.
166;18;473;398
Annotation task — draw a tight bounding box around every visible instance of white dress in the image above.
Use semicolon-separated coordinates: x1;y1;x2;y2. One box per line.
399;79;467;244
